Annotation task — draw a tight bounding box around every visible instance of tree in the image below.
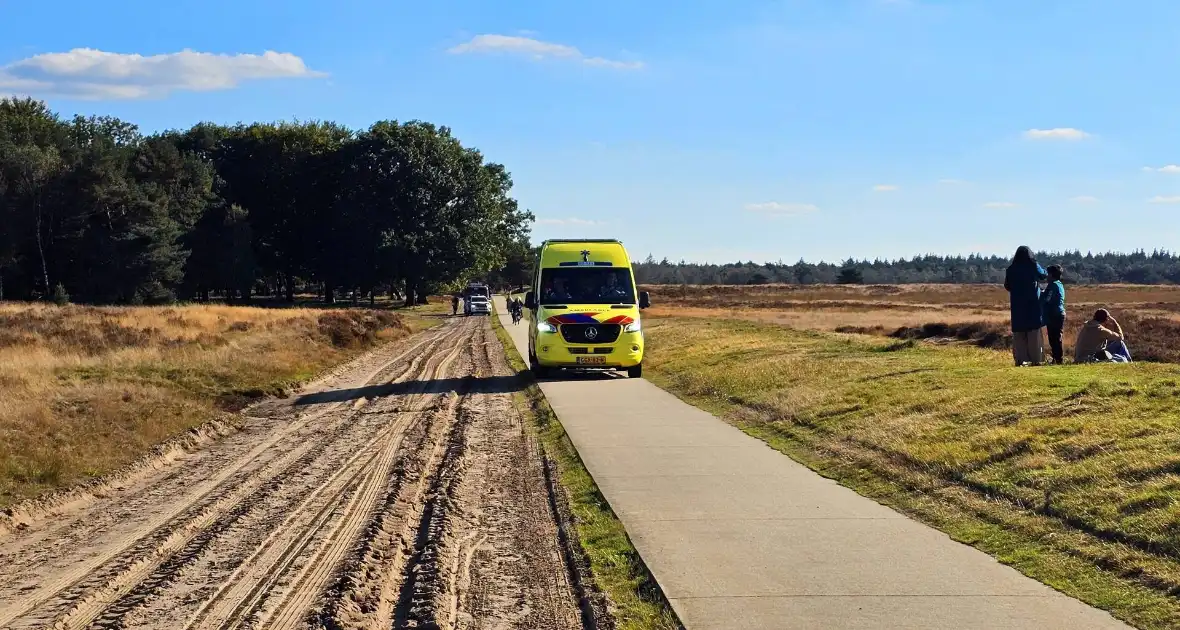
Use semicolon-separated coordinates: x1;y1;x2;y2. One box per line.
341;121;532;305
749;272;770;285
488;238;536;290
0;100;538;305
632;250;1180;286
0;99;69;299
211;121;352;302
1;144;62;297
837;267;865;284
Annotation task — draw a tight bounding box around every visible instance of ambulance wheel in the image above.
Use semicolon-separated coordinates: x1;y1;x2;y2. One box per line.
530;354;549;379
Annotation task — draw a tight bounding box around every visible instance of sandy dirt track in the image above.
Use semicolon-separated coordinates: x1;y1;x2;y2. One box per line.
0;316;586;630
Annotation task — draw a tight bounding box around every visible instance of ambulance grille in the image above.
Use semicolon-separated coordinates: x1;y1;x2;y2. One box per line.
559;324;621;344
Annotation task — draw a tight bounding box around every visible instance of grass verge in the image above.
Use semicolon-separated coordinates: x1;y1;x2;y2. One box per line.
489;305;682;630
643;316;1180;629
0;302;415;507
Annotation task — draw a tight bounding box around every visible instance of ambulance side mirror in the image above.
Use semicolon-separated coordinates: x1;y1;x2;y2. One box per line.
524;291;537;310
638;291;651;309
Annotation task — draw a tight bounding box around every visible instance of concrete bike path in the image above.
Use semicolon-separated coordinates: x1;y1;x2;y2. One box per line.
493;298;1127;629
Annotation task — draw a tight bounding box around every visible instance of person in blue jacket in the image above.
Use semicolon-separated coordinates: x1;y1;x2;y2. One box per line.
1040;265;1067;364
1003;246;1048;366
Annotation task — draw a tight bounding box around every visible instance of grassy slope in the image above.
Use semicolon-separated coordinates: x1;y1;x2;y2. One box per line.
0;302;442;506
490;306;681;630
644;317;1180;630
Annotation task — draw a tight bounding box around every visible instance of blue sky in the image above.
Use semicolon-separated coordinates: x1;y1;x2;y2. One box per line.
3;0;1180;263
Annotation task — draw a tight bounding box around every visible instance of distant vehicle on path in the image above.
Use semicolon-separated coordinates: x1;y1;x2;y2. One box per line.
463;282;492;316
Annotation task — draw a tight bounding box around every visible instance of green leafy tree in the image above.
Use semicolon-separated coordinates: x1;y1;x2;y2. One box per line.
488;237;536;291
0;99;70;299
0;100;535;305
342;121;532;305
212;121;351;301
183;202;256;302
1;143;63;297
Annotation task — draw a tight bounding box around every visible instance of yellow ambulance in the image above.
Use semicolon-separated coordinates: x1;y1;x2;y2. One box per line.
524;239;650;378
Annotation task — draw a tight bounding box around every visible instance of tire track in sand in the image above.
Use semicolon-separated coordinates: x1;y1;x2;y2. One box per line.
0;319;466;629
2;313;594;630
314;325;485;630
443;323;586;630
0;322;446;569
179;331;469;629
320;319;587;630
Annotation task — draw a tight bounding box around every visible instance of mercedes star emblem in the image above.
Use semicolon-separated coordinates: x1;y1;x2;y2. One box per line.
585;326;599;340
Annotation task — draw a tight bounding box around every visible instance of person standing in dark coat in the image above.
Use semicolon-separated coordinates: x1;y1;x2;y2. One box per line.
1003;246;1048;366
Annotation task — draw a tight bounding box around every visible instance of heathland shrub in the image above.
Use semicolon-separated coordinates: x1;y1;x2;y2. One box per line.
317;310;404;348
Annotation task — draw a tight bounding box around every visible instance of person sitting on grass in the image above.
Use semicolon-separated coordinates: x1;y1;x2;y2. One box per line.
1040;265;1066;364
1074;309;1133;363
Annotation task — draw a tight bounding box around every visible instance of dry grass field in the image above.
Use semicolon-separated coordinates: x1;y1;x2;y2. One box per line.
644;283;1180;363
0;302;419;506
640;284;1180;627
643;317;1180;628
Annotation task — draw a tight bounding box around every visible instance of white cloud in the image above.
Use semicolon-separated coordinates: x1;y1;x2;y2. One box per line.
534;217;602;226
982;201;1018;208
1143;165;1180;174
1023;128;1090;141
872;184;899;192
744;201;818;217
1070;195;1100;204
0;48;323;100
1148;195;1180;204
448;34;644;70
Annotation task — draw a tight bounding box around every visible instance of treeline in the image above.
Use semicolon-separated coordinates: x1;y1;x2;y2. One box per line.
485;244;535;290
0;98;531;305
634;251;1180;285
